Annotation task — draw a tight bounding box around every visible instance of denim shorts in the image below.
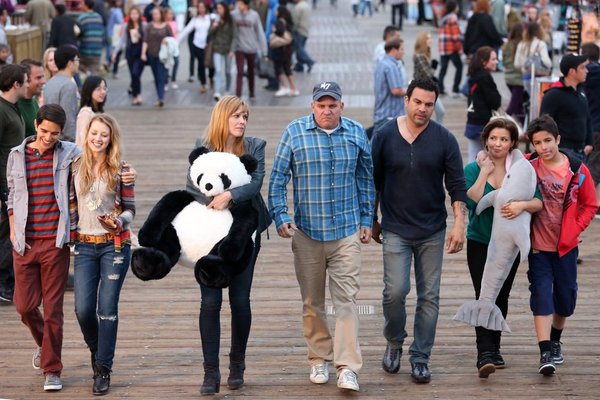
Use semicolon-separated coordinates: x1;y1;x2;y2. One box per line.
527;247;578;317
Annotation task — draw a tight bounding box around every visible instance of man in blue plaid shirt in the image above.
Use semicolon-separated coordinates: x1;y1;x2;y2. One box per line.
268;81;375;393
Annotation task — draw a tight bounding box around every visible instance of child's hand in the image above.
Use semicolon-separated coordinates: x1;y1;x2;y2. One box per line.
98;214;120;232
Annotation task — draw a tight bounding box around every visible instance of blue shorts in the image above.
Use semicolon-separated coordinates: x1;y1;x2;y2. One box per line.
527;247;578;317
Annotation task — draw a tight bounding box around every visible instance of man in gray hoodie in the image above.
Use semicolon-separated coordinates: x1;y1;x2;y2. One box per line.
232;0;268;99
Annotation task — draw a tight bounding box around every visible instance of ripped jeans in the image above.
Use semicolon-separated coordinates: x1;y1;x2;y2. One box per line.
74;242;130;370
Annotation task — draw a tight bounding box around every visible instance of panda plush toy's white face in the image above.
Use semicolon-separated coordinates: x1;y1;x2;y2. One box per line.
189;151;253;197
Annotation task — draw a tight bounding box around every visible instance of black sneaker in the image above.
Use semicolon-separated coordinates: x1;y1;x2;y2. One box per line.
382;344;401;374
410;362;431;384
92;364;111;395
0;286;13;303
477;353;496;379
539;351;556;376
551;341;564;364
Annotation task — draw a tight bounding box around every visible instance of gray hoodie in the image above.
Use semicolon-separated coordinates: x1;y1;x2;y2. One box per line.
231;8;267;55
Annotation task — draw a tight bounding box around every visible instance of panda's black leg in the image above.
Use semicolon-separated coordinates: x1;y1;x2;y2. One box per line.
195;255;232;288
132;225;181;280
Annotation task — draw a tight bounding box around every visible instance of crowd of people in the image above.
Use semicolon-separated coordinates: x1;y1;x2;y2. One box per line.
1;0;600;397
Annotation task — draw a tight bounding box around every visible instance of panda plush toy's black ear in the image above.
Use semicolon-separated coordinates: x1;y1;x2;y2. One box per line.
189;147;210;165
239;154;258;175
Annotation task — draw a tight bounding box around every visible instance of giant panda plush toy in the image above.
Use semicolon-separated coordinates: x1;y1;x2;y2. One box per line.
131;147;259;288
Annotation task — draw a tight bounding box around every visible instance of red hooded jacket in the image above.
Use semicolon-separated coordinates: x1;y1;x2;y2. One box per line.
527;151;598;257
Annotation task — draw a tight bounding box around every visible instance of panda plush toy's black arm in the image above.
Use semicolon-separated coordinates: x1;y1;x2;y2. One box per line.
137;190;196;247
217;201;259;262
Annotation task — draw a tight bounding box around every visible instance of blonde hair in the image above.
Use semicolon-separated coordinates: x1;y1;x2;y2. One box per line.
203;95;248;156
42;47;57;80
79;113;123;194
414;31;431;59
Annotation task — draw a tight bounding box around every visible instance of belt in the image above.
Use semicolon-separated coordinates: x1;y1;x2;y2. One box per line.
76;232;115;244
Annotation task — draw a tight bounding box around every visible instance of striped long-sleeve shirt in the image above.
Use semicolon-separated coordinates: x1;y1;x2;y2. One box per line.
24;146;60;239
268;115;375;241
77;11;105;57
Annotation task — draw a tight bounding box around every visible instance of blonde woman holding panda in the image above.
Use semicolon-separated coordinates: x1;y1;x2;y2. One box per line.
186;95;270;395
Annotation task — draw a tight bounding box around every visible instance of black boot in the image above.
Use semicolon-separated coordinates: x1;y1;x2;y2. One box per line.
477;351;496;379
200;363;220;395
227;358;245;390
91;351;98;378
491;344;506;369
92;363;111;395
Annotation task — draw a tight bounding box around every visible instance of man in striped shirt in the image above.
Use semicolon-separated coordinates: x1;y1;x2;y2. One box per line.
7;104;79;392
268;81;375;393
77;0;105;75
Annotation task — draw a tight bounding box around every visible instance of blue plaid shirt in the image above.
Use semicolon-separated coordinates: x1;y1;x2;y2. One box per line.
268;114;375;241
373;56;406;123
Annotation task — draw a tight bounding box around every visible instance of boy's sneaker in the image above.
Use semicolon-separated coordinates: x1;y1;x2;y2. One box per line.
309;362;329;384
551;340;564;364
44;374;62;391
32;347;41;370
539;351;556;376
337;368;359;391
411;362;431;384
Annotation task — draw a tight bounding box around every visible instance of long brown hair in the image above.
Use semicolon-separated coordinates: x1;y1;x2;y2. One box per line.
414;31;431;59
79;113;123;194
203;96;248;156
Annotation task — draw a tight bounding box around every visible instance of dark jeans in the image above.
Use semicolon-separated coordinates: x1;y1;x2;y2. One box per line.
199;236;261;365
147;55;167;101
188;33;195;78
0;199;14;295
467;239;520;352
506;84;525;123
171;55;180;82
439;52;462;94
127;57;145;97
74;242;130;370
191;45;207;85
112;50;122;75
235;51;256;98
391;4;405;29
292;31;314;70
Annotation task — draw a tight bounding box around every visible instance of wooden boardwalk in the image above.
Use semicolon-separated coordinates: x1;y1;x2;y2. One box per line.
2;1;600;398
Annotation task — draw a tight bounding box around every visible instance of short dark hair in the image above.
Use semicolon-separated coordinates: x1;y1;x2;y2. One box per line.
582;43;600;63
83;0;95;9
382;25;400;40
0;64;27;92
384;38;403;53
36;104;67;130
406;78;439;101
55;4;66;15
80;75;107;112
469;46;494;75
20;58;43;76
527;114;560;141
481;118;520;149
54;45;79;70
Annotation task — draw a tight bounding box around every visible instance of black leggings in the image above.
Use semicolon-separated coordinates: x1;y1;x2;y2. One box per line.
466;239;520;352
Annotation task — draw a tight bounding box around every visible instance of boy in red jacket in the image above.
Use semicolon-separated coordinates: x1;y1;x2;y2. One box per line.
526;115;598;376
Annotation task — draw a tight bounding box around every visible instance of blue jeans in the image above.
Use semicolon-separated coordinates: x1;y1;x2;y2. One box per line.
381;228;445;364
74;242;130;370
213;52;232;94
293;31;314;70
147;55;167;101
199;236;261;365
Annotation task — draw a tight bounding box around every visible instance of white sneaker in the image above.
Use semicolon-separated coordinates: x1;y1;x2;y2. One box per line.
164;84;169;92
32;346;41;370
171;82;179;89
289;89;300;96
275;88;290;97
44;373;62;391
214;92;221;101
309;362;329;384
337;368;359;391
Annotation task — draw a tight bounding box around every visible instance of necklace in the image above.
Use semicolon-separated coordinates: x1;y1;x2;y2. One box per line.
403;118;419;141
86;178;102;211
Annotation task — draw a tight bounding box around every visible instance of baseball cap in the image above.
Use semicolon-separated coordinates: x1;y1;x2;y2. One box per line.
559;53;588;76
312;81;342;101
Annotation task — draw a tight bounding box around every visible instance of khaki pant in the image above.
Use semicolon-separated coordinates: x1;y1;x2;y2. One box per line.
292;229;362;373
